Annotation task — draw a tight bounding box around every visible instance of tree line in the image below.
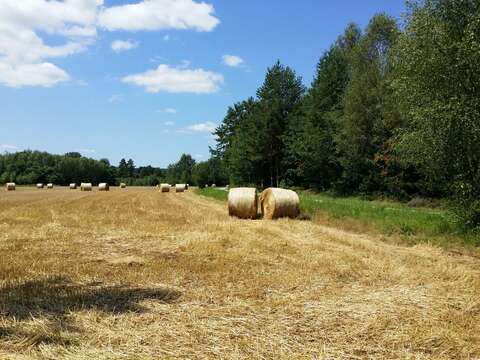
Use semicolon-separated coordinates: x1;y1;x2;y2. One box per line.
210;0;480;229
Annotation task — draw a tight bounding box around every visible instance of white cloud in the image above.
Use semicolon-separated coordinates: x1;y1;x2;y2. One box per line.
122;64;223;94
164;121;175;126
0;0;220;88
111;39;138;52
98;0;220;32
0;144;19;151
159;108;177;114
76;148;96;154
0;0;100;87
222;55;244;68
108;94;123;103
186;121;217;133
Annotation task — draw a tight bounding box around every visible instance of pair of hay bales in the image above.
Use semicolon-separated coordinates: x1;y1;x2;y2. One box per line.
228;187;300;220
159;184;187;193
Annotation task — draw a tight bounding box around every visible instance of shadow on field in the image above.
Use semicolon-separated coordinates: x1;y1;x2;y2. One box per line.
0;275;181;347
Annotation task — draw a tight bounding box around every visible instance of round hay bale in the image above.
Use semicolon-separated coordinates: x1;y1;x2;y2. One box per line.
228;187;257;219
159;184;171;193
205;184;209;188
69;183;77;189
46;183;53;189
260;188;300;220
36;183;44;189
175;184;186;193
80;183;92;191
98;183;109;191
120;183;127;189
212;184;216;188
6;182;15;191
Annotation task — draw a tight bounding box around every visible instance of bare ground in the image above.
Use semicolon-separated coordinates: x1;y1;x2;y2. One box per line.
0;187;479;359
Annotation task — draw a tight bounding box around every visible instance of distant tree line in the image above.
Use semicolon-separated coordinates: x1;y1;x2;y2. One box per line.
0;151;165;186
209;1;480;229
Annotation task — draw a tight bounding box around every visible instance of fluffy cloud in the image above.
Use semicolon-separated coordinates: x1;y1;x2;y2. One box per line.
0;144;19;151
222;55;244;68
111;40;138;52
186;121;217;132
0;0;99;87
0;0;219;88
98;0;220;32
159;108;177;114
122;64;223;94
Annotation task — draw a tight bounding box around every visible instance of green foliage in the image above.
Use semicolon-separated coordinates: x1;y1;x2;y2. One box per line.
165;154;196;185
393;0;480;227
194;187;228;201
192;157;228;187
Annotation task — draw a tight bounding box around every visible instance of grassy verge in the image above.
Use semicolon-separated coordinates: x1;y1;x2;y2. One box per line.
195;187;478;248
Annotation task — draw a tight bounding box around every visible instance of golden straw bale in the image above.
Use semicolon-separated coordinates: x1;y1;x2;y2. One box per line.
260;188;300;220
175;184;186;193
69;183;77;189
160;184;171;193
46;183;53;189
120;183;127;189
80;183;92;191
36;183;44;189
98;183;109;191
6;182;15;191
228;187;258;219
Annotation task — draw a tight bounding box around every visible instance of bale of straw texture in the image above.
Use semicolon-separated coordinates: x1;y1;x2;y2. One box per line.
37;183;44;189
98;183;109;191
228;187;258;219
175;184;186;193
120;183;126;188
159;184;170;193
6;182;15;191
80;183;92;191
260;188;300;220
69;183;77;189
46;183;53;189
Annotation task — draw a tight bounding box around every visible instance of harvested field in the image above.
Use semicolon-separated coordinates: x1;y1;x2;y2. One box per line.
0;187;479;359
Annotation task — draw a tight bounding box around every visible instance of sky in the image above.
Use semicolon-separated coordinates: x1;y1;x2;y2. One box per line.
0;0;406;168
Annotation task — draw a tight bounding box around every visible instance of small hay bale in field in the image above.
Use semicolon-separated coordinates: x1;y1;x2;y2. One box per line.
160;184;171;193
175;184;186;193
6;182;15;191
80;183;92;191
98;183;109;191
212;184;216;188
69;183;77;189
36;183;44;189
120;183;126;189
260;187;300;220
228;187;258;219
46;183;53;189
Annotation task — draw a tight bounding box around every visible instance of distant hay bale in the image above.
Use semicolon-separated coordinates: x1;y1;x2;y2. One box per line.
80;183;92;191
46;183;53;189
69;183;77;189
228;187;258;219
175;184;186;193
98;183;109;191
6;182;15;191
212;184;216;188
160;184;170;193
260;188;300;220
36;183;44;189
120;183;126;188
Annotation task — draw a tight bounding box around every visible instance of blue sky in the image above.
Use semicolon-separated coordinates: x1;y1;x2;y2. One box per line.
0;0;405;167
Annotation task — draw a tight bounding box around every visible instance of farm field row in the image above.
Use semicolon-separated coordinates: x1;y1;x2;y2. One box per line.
0;187;479;359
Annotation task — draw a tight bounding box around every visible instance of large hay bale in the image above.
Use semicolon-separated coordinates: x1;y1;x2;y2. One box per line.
228;187;258;219
175;184;186;193
69;183;77;189
6;182;15;191
80;183;92;191
120;183;126;189
159;184;170;193
46;183;53;189
98;183;109;191
36;183;44;189
260;188;300;220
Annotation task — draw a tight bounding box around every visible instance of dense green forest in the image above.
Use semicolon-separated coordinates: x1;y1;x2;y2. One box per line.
2;1;479;229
